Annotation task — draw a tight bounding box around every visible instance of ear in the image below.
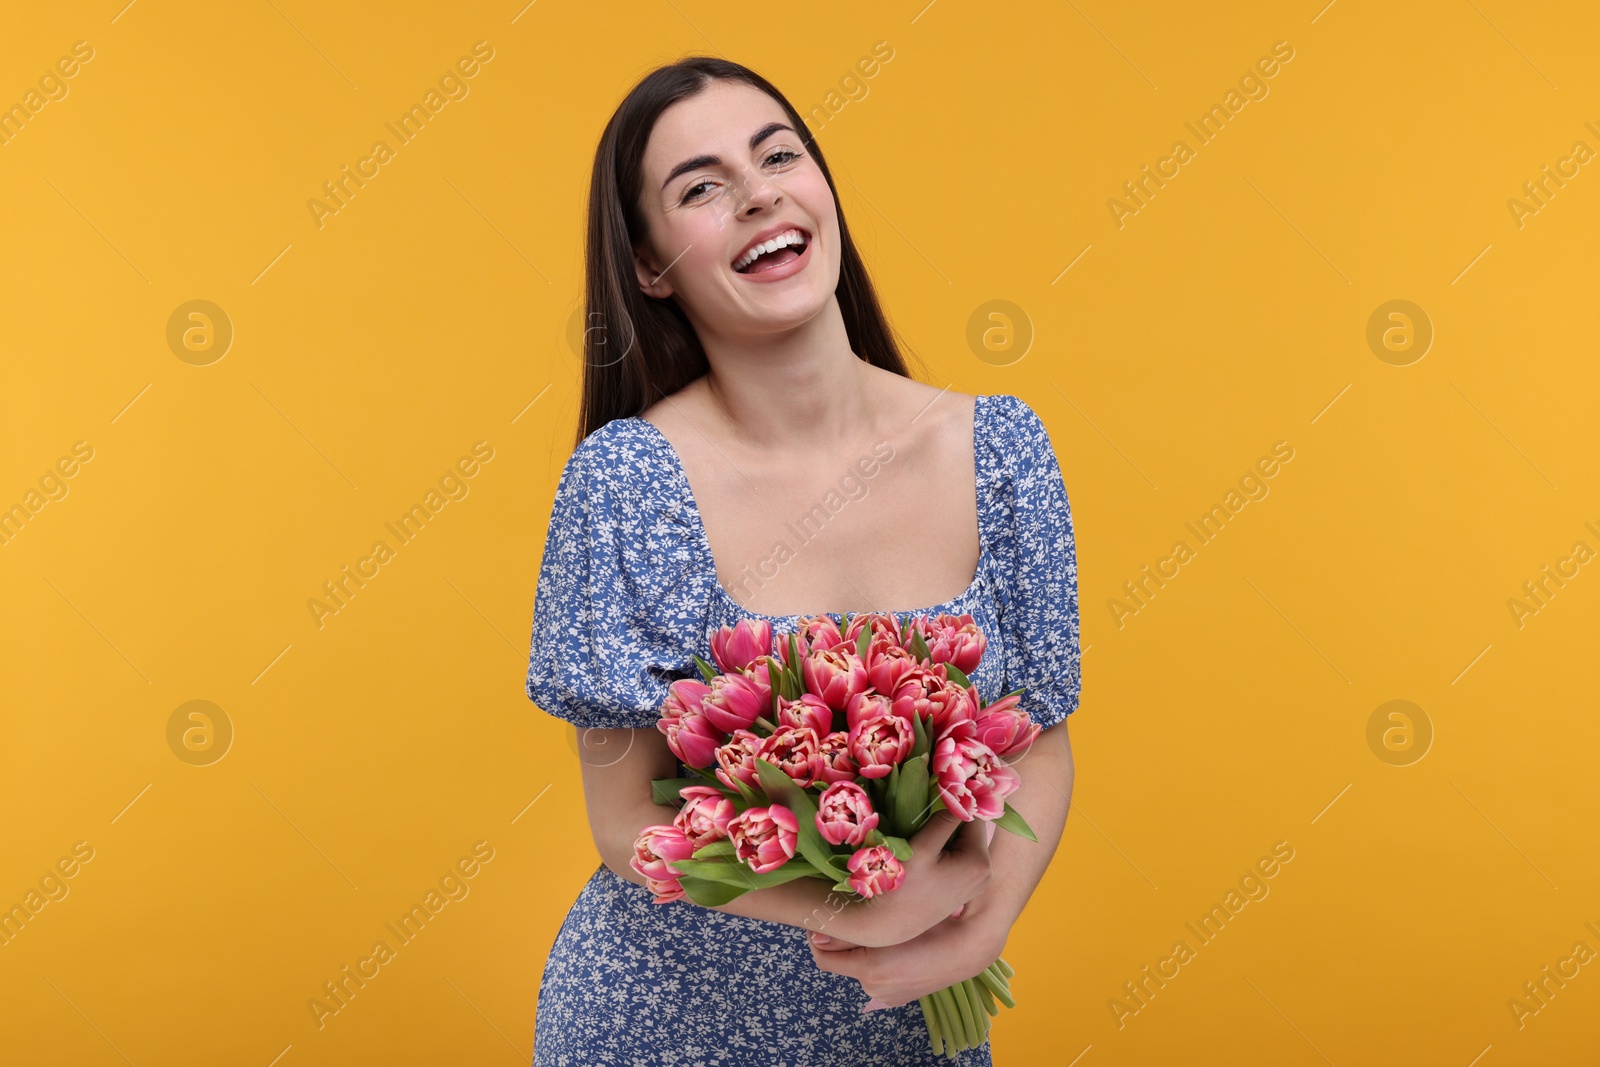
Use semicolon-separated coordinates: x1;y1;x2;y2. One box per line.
634;245;675;299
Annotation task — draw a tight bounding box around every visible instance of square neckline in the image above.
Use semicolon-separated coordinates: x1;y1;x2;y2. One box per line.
624;393;992;625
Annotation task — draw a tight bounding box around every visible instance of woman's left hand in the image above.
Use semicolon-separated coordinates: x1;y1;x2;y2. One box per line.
806;903;1006;1009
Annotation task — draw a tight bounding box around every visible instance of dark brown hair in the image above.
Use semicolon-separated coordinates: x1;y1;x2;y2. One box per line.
576;55;918;446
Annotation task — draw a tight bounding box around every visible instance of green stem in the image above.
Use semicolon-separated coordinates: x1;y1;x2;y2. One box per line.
933;987;966;1055
963;980;990;1038
973;976;999;1017
977;967;1016;1009
940;991;966;1055
933;991;961;1059
919;995;944;1056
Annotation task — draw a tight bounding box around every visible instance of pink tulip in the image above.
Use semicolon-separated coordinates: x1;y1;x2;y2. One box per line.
729;804;799;874
777;692;834;738
816;730;859;785
911;613;987;674
630;824;695;903
700;671;771;734
660;677;710;721
757;725;825;789
803;647;870;712
794;615;846;657
710;618;774;674
713;729;766;791
847;710;914;779
865;642;919;696
815;781;880;846
890;666;978;744
973;693;1041;758
642;874;687;903
658;709;724;769
846;844;905;898
673;785;735;850
843;611;906;653
932;735;1021;821
843;690;896;733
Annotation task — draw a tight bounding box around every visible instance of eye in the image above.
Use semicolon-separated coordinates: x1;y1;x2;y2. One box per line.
679;149;804;204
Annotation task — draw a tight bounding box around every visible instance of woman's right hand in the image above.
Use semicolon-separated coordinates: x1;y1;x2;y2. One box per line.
831;811;993;949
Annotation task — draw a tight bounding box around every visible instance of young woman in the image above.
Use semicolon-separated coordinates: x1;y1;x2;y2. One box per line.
525;56;1080;1065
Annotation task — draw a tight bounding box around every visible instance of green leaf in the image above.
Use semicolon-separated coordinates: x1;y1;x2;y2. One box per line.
765;657;782;716
720;771;761;807
909;629;932;661
856;625;871;660
692;839;737;860
650;777;708;805
753;758;848;882
787;632;804;696
880;834;912;860
693;653;719;684
994;801;1038;842
666;857;761;888
674;875;748;907
833;879;855;894
944;663;970;688
892;752;930;837
910;709;929;760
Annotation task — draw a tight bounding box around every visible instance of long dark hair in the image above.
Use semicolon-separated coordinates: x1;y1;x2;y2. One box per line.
576;56;918;446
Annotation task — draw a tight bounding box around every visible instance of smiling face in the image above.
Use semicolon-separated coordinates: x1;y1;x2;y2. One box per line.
633;78;841;338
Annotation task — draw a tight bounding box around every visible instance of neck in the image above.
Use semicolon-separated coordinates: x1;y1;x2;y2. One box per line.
685;296;877;450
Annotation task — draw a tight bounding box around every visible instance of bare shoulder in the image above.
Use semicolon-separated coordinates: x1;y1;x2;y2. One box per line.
867;368;979;447
636;375;710;438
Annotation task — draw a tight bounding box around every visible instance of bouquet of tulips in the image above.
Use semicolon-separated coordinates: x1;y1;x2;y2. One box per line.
629;611;1043;1058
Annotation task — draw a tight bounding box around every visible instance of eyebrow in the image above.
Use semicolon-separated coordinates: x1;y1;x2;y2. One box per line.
659;121;796;193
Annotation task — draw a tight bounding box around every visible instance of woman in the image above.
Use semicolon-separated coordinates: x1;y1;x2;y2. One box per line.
525;56;1080;1065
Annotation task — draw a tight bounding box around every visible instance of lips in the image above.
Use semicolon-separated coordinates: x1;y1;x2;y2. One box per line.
731;225;810;273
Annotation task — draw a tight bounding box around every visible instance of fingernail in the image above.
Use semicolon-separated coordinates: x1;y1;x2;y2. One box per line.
812;933;830;944
861;997;891;1013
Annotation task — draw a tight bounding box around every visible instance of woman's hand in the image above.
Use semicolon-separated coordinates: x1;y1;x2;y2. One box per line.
807;904;1005;1009
829;811;994;949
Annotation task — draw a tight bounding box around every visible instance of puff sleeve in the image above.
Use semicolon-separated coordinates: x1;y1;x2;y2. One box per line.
989;395;1082;730
524;427;705;730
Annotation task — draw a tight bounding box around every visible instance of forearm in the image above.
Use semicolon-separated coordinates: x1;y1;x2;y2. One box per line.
968;722;1075;941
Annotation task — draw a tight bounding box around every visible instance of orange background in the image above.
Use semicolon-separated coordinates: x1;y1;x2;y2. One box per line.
2;1;1597;1064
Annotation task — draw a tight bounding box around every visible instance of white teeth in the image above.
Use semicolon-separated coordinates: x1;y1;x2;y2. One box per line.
733;229;808;271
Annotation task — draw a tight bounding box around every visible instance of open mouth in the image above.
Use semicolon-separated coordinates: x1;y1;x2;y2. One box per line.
732;228;810;274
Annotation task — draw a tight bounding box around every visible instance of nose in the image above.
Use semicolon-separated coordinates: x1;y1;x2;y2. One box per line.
733;167;782;216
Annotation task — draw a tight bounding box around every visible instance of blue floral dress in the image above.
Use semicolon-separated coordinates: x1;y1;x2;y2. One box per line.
525;392;1081;1066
